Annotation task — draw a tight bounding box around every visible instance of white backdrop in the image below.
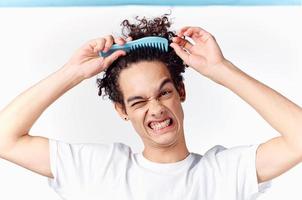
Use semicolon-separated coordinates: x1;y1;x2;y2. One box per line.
0;6;301;200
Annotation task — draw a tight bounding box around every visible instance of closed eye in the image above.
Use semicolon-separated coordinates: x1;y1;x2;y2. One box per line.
131;101;145;107
130;90;172;107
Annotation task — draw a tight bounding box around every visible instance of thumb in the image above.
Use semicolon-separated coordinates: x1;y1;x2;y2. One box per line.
103;50;126;67
93;56;105;70
170;43;190;65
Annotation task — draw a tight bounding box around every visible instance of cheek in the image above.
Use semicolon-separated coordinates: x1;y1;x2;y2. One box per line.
131;111;146;128
167;99;184;119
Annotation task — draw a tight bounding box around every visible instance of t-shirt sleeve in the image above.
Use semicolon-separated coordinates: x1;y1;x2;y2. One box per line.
47;138;114;197
204;143;272;200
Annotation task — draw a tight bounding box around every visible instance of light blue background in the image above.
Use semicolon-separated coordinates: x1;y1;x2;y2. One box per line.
0;0;301;7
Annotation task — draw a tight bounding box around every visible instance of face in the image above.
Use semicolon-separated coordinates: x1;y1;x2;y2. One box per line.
115;61;186;150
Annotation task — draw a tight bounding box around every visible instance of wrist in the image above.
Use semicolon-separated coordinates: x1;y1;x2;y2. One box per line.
61;64;85;86
209;59;242;86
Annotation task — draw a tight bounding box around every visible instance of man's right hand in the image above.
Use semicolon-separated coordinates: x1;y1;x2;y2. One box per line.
0;35;133;179
65;35;132;80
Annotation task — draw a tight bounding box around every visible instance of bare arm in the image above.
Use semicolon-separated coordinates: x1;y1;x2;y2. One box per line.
171;26;302;183
0;35;129;178
213;60;302;183
0;66;82;178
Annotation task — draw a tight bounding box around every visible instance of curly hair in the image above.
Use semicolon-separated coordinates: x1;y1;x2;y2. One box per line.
96;14;188;111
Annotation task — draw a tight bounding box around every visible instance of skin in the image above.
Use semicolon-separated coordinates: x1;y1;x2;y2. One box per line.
170;27;302;184
1;27;302;185
115;61;189;163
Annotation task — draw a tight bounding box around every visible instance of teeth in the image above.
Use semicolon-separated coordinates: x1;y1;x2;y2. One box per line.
150;118;171;131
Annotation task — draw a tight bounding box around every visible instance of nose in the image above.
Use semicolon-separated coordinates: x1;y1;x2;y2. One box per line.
148;99;166;118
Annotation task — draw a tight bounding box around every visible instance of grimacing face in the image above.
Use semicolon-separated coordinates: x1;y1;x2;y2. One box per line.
114;61;187;150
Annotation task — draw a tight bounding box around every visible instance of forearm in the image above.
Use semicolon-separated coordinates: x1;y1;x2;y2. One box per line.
216;60;302;146
0;65;83;147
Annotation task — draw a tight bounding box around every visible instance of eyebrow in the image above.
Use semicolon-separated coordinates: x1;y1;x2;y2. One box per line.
126;78;173;105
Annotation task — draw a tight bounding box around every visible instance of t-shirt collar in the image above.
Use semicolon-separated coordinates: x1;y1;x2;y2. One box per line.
134;152;194;173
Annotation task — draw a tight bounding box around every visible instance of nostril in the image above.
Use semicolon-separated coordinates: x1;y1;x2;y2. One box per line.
149;103;166;117
151;111;164;117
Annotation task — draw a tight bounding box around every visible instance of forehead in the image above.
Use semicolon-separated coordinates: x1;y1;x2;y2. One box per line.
118;61;172;96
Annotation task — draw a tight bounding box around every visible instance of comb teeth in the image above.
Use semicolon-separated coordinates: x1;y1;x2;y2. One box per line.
99;36;168;57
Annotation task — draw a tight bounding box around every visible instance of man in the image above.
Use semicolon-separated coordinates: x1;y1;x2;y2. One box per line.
0;16;302;199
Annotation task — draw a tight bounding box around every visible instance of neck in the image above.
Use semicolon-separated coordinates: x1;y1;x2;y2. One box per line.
142;135;189;163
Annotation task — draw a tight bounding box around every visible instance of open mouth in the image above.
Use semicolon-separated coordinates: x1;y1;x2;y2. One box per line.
148;118;174;132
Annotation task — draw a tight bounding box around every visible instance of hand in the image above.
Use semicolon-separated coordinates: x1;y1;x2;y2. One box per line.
65;35;132;80
170;26;227;80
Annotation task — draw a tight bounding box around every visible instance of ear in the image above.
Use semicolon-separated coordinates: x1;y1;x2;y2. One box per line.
114;103;128;120
178;82;186;102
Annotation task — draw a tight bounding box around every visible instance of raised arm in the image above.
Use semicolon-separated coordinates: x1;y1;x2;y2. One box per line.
170;26;302;183
0;35;129;178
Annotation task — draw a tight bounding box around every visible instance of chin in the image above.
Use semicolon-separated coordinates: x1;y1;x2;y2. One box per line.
149;130;180;147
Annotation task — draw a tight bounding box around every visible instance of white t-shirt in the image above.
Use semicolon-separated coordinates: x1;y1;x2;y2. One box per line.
47;139;271;200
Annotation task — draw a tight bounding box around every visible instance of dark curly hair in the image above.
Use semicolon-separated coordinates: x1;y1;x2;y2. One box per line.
96;14;188;111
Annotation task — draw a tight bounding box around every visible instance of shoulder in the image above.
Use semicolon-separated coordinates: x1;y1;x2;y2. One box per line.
49;138;114;154
49;139;133;156
111;142;133;159
204;144;259;156
202;144;260;166
112;142;132;152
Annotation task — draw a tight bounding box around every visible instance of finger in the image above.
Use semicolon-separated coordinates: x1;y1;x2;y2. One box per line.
114;37;126;46
172;36;193;52
170;42;190;65
177;26;211;44
112;36;133;47
183;26;208;35
103;35;114;52
183;27;211;43
125;36;133;42
177;26;191;37
88;38;106;53
102;50;126;67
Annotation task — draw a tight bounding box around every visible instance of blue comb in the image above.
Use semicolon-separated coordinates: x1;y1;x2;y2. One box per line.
99;36;168;57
